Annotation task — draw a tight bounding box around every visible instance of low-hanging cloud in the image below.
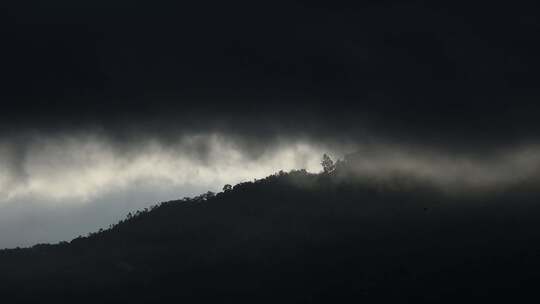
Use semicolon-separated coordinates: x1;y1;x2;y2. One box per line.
0;131;335;248
1;129;540;249
340;143;540;193
0;132;330;205
2;130;540;205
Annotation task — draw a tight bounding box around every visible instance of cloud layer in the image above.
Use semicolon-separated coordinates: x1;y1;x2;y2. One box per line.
341;144;540;193
2;131;540;205
1;129;540;248
0;132;330;205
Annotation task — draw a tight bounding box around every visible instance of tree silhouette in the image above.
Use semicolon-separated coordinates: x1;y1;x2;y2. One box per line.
321;153;336;173
223;184;232;192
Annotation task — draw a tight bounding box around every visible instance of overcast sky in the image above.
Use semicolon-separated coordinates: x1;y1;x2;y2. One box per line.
1;1;539;248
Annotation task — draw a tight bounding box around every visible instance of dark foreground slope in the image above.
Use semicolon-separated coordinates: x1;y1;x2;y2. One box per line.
2;168;540;303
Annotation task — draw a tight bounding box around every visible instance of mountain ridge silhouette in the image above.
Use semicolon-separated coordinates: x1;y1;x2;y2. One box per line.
1;157;540;303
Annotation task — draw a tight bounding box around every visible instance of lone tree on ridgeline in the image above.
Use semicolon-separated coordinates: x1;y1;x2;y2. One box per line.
321;154;336;173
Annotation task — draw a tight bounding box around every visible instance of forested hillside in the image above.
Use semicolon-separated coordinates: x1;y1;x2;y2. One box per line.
2;158;540;303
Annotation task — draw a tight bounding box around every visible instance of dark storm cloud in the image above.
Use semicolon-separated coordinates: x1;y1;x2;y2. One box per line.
1;1;539;190
1;0;539;186
1;0;540;150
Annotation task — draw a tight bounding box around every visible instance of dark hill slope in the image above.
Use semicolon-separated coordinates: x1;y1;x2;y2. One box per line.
1;169;540;303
